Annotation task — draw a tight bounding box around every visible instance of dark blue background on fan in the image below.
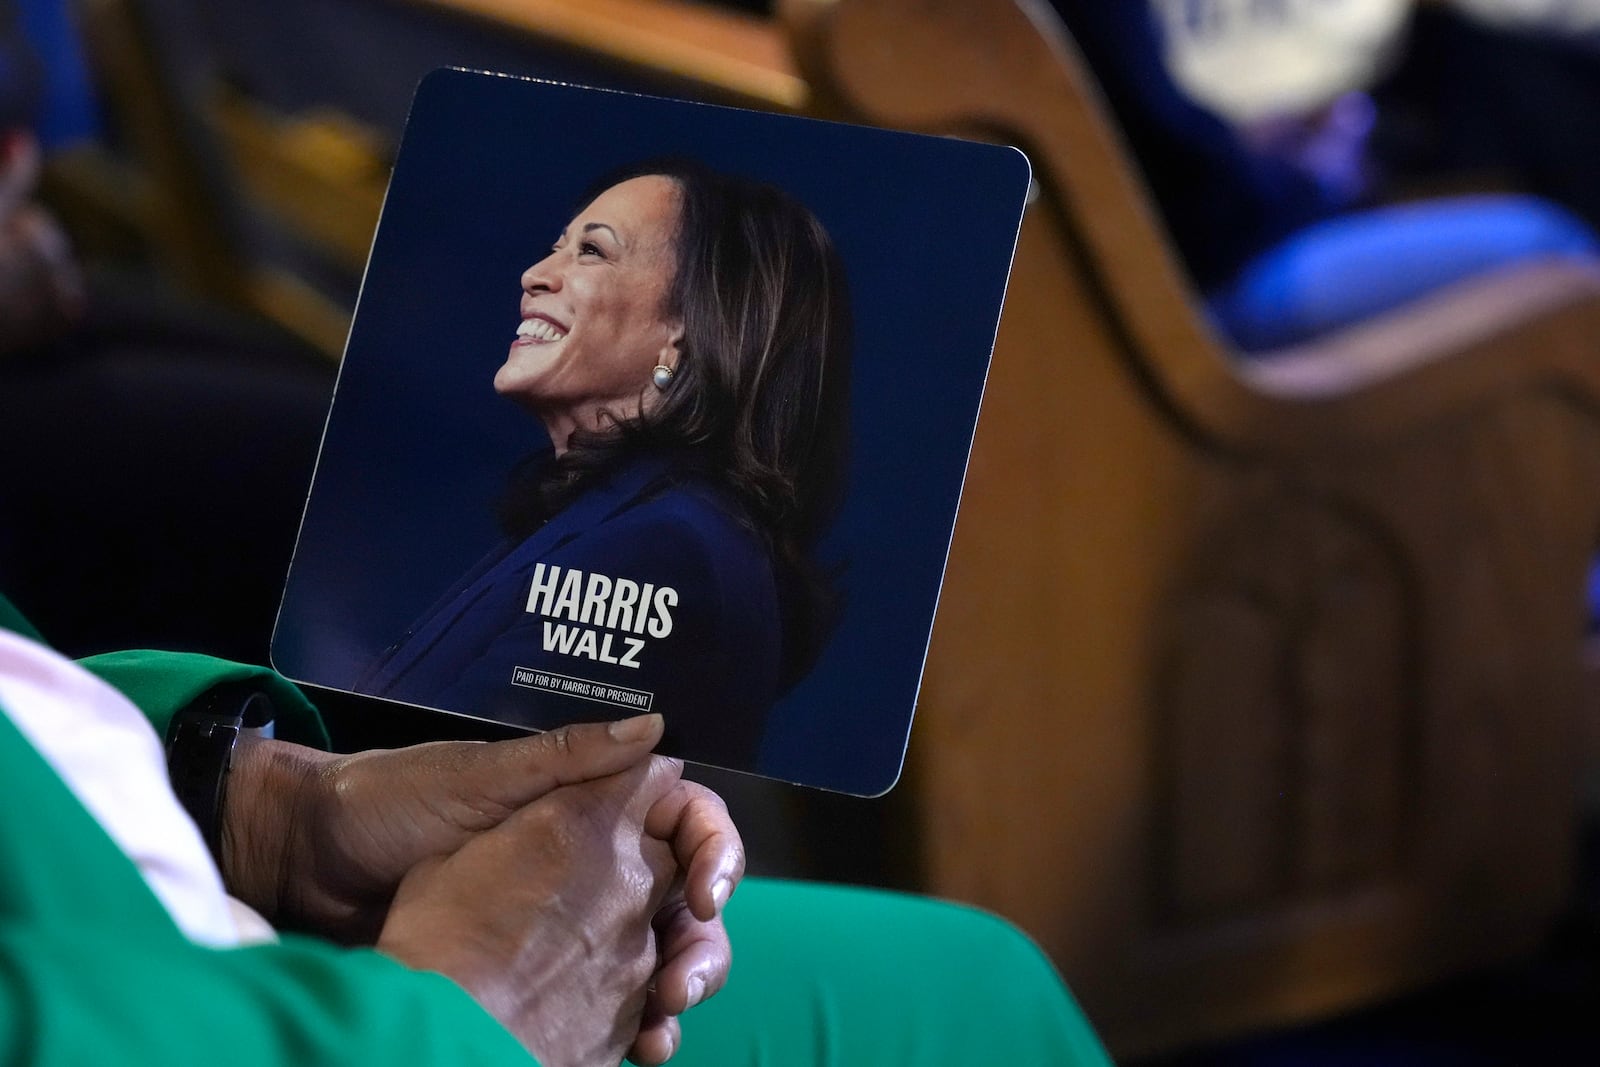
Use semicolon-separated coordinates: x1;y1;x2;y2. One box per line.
274;70;1029;795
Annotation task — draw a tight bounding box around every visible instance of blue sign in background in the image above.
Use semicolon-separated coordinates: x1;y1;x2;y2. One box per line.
274;69;1029;796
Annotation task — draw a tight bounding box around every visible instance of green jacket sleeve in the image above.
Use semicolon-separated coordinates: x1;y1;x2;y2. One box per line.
77;648;332;749
0;591;330;747
0;593;43;644
0;593;534;1064
0;924;536;1066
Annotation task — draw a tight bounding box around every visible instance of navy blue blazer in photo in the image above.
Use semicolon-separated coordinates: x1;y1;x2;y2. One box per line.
358;453;781;770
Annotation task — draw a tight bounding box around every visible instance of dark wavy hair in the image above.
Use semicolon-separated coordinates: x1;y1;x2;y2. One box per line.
498;157;853;685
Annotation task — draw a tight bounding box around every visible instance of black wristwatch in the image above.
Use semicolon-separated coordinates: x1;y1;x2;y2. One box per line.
165;682;277;860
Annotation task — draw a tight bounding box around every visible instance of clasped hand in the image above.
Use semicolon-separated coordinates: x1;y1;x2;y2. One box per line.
222;714;742;1067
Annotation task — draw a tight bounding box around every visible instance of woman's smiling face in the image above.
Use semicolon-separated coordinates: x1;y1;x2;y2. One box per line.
495;174;684;446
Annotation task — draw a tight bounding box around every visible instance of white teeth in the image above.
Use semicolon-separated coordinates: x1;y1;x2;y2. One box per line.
517;318;566;341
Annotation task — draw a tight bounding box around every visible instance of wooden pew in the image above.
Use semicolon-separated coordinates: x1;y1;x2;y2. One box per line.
403;0;803;110
54;0;800;356
780;0;1600;1055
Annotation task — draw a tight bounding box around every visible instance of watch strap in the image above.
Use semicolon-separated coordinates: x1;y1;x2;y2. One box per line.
166;682;275;860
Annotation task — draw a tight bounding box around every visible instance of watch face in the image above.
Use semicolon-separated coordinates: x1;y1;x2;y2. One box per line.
273;70;1030;796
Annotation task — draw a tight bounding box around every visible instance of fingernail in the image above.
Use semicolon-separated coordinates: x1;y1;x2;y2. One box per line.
711;877;733;912
608;713;662;743
685;972;706;1008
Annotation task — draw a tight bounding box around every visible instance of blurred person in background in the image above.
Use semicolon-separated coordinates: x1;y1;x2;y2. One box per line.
0;0;81;357
1379;0;1600;233
1052;0;1600;352
0;2;334;662
1157;0;1600;229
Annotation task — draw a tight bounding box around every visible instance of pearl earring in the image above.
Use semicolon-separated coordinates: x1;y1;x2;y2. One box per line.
652;364;675;390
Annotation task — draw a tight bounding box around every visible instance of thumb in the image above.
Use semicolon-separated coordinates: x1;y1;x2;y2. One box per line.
442;714;666;812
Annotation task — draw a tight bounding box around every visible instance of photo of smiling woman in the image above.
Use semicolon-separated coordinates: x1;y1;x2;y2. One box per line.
355;158;852;768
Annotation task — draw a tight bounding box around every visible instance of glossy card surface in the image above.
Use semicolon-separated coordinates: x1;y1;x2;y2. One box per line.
274;69;1030;795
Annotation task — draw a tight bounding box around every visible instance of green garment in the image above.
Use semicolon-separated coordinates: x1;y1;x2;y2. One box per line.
0;597;535;1064
0;594;1111;1065
674;879;1112;1066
